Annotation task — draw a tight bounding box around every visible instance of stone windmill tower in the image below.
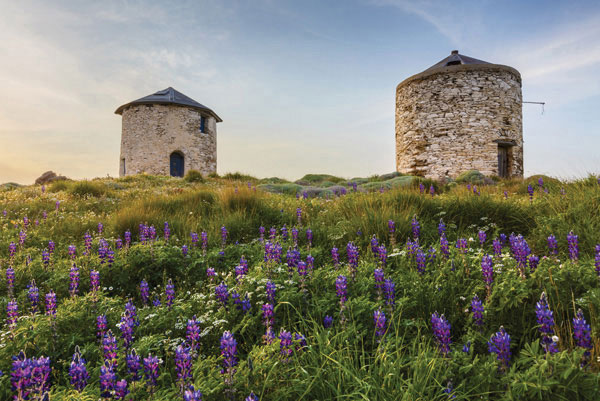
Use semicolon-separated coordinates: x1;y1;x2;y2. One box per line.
395;50;523;179
115;87;222;177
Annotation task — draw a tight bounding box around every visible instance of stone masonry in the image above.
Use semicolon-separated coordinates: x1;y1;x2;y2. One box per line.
396;61;523;179
119;104;217;177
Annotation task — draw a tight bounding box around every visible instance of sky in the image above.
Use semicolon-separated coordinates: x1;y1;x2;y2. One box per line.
1;0;599;184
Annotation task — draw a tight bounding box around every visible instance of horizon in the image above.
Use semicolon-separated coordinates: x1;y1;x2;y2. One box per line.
1;0;600;184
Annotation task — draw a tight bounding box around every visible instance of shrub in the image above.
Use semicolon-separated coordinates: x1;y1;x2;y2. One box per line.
68;180;110;197
184;169;205;183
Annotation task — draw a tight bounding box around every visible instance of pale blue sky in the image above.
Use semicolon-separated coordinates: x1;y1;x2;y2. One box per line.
1;0;599;183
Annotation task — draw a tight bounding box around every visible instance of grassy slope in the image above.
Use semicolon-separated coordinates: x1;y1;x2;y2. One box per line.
0;174;599;400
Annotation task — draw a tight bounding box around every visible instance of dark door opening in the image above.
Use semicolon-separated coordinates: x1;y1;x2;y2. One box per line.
498;146;508;178
170;152;184;177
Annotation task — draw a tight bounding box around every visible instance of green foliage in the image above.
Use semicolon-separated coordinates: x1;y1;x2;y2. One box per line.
68;180;111;197
456;170;486;185
184;169;205;183
1;174;600;400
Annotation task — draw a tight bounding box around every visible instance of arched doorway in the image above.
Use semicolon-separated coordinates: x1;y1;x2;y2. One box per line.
170;152;184;177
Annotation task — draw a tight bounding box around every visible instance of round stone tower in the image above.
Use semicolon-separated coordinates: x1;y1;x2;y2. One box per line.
115;87;222;177
395;50;523;179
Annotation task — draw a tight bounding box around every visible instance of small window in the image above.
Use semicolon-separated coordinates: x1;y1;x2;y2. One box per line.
200;116;206;133
121;158;126;175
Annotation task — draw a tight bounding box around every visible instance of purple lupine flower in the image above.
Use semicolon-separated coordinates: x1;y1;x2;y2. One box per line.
266;280;276;303
83;232;92;255
102;330;118;365
306;254;314;273
429;184;435;197
378;245;387;267
166;279;175;308
186;315;201;351
206;267;216;281
471;295;484;327
124;230;131;247
388;219;395;234
538;177;544;189
19;230;26;246
536;292;559;354
336;275;347;305
262;303;275;343
69;346;89;392
279;329;293;361
462;341;471;353
114;379;129;400
595;244;600;277
182;245;188;257
383;279;395;309
126;348;142;381
456;238;467;254
45;290;56;316
163;222;170;241
98;222;104;235
492;238;502;258
573;309;592;365
90;270;100;292
547;235;558;255
99;361;116;398
143;353;162;390
481;255;494;298
346;242;359;280
419;182;425;194
370;235;379;256
373;309;387;340
233;292;251;313
175;345;193;392
66;244;76;260
97;314;107;339
440;233;450;258
245;392;258;401
221;226;228;248
511;235;530;276
6;267;14;297
220;331;238;386
488;326;511;371
115;238;123;250
23;216;29;229
106;249;115;268
153;297;161;307
297;261;308;292
185;385;204;401
281;225;288;241
118;311;135;349
259;226;265;242
140;279;149;305
7;299;18;333
527;184;534;202
9;241;17;259
306;228;313;248
323;315;333;328
215;282;229;308
331;247;339;268
416;248;426;274
201;231;208;254
411;215;420;241
27;280;39;314
567;231;579;261
191;232;199;247
11;352;52;399
478;230;486;247
374;268;384;299
431;312;452;356
69;265;80;297
286;248;301;271
40;250;50;270
47;241;55;255
438;219;446;237
528;254;540;272
290;227;299;246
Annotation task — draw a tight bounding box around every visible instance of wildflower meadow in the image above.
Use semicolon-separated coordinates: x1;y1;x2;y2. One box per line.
1;172;600;400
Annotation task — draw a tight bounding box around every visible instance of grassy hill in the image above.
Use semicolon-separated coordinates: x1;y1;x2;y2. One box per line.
0;173;599;400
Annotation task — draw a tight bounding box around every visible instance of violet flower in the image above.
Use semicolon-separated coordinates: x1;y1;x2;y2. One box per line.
262;303;275;344
411;215;420;241
306;228;313;248
573;309;592;366
220;331;238;388
383;279;395;309
373;309;387;341
126;349;142;381
478;230;486;247
323;315;333;328
567;231;579;261
346;242;359;280
215;282;229;308
266;280;276;303
164;221;170;241
69;265;79;297
166;278;175;308
536;292;559;354
186;315;201;351
528;254;540;272
374;268;384;299
140;279;149;305
69;346;89;392
97;314;107;339
7;299;18;334
143;353;162;390
440;233;449;258
99;361;116;399
45;290;56;316
114;379;129;400
471;295;484;327
6;267;14;297
547;235;558;255
102;330;118;366
416;248;426;274
488;326;511;370
431;312;451;356
90;270;100;293
27;280;39;314
185;385;203;401
492;238;502;258
279;329;293;362
175;345;193;392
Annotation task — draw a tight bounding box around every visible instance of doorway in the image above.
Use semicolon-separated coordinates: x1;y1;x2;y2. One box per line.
170;152;184;177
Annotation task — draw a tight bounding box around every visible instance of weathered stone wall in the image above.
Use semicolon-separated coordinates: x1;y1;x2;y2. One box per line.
119;104;217;177
395;64;523;179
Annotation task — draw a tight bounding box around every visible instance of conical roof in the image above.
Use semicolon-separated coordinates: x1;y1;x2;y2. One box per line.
115;87;222;122
422;50;490;73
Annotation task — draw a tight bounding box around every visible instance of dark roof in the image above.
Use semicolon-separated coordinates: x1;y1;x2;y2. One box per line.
423;50;490;73
115;87;222;122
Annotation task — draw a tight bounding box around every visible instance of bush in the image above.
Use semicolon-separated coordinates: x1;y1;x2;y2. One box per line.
184;169;205;183
455;170;486;185
68;180;110;197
